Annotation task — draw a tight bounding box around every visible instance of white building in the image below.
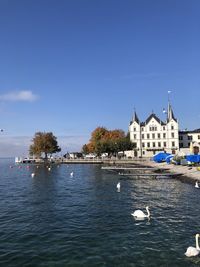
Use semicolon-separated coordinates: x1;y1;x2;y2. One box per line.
179;129;200;154
129;104;179;157
179;129;200;147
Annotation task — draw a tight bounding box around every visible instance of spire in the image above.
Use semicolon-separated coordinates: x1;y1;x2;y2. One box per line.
167;103;176;122
166;90;177;122
132;110;140;124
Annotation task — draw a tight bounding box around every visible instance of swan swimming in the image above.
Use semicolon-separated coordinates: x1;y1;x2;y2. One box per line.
116;182;120;190
131;206;150;219
195;181;199;188
185;234;200;257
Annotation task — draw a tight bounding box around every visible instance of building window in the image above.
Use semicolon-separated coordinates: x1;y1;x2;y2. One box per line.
179;136;183;140
163;142;166;147
163;133;166;138
188;143;190;147
141;127;144;131
158;142;161;147
147;134;150;139
132;143;137;148
133;127;136;131
147;142;150;147
188;136;192;140
180;143;183;148
171;125;174;130
152;133;155;139
149;126;157;131
153;142;156;147
163;126;165;130
158;133;160;139
142;134;144;139
172;141;175;147
142;143;145;148
171;132;174;138
134;134;137;139
198;135;200;139
142;151;145;155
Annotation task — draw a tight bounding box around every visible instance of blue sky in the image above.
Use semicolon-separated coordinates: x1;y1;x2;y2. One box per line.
0;0;200;157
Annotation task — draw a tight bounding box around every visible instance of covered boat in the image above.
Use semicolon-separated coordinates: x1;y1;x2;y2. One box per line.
153;152;171;163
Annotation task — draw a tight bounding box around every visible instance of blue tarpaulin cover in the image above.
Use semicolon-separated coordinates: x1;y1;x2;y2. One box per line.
165;154;174;164
153;152;171;163
185;155;200;163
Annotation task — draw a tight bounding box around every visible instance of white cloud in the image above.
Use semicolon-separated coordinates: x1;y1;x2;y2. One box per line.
0;90;38;102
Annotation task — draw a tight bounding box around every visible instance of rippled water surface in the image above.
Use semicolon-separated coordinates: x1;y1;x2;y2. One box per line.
0;158;200;267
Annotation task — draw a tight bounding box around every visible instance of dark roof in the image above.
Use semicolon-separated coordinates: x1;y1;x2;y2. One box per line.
130;111;140;125
133;111;140;124
167;104;177;122
179;128;200;134
192;128;200;133
144;113;165;126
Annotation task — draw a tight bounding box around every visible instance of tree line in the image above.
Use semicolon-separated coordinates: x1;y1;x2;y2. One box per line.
29;127;134;159
81;127;135;156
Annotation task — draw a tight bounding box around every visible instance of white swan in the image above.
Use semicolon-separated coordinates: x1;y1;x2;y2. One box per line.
116;182;120;190
70;172;74;177
131;206;150;219
195;181;199;188
185;234;200;257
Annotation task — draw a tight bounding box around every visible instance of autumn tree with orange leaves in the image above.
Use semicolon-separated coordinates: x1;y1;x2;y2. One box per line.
82;127;134;156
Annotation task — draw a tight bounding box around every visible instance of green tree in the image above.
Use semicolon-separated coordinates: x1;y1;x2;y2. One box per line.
29;132;61;159
82;144;89;154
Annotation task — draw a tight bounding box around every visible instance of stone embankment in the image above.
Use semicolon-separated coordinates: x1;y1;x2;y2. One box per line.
134;158;200;184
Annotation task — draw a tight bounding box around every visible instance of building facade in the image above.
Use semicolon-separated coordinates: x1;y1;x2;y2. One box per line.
129;104;179;157
179;129;200;153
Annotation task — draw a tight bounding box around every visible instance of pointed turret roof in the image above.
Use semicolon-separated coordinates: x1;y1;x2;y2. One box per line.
132;111;140;124
167;103;177;122
130;110;140;125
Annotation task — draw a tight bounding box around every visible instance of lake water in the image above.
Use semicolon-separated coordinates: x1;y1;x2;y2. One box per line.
0;158;200;267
